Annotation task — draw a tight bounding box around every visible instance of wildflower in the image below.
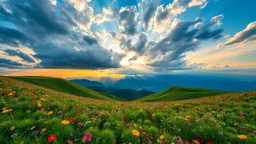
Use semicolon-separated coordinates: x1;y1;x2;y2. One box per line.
26;110;31;113
37;103;42;107
48;111;53;115
193;140;200;144
61;120;70;125
41;128;47;133
31;130;39;137
8;92;13;97
78;122;83;127
234;123;238;126
30;126;36;130
10;126;15;131
2;109;12;113
152;113;155;117
71;118;77;123
177;136;183;144
186;116;192;119
48;134;56;143
237;135;247;140
40;98;45;101
160;135;165;140
84;132;92;141
20;142;24;144
132;129;140;137
206;141;213;144
184;141;190;144
67;140;73;144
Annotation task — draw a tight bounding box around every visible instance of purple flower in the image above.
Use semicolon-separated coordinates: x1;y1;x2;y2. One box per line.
31;130;39;137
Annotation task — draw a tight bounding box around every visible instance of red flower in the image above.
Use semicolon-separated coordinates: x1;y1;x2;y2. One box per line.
207;141;213;144
71;118;77;123
48;134;56;143
184;141;190;144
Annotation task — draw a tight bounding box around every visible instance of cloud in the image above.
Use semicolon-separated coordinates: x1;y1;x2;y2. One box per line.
0;26;32;47
139;0;159;30
145;16;224;70
33;41;124;69
153;0;207;32
3;49;35;63
224;21;256;46
119;6;138;35
0;58;24;68
130;32;148;54
83;35;98;45
94;7;118;24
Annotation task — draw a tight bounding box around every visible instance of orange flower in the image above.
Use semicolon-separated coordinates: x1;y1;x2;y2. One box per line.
237;135;247;140
48;111;53;115
37;103;42;107
132;129;140;137
234;123;238;126
160;135;165;140
61;120;70;125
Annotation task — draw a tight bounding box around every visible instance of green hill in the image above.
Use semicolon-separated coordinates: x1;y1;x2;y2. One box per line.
135;86;228;102
9;76;121;101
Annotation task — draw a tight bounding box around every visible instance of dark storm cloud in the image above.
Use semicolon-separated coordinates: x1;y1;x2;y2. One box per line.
0;0;75;38
33;43;124;69
0;26;31;47
83;36;98;45
0;0;123;69
3;49;35;63
147;18;224;70
0;58;23;68
119;6;138;35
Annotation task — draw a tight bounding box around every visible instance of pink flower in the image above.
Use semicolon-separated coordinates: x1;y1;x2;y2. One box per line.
177;136;183;144
84;132;92;141
67;140;73;144
78;122;83;127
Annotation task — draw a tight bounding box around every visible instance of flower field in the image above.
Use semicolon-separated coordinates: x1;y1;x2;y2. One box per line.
0;77;256;144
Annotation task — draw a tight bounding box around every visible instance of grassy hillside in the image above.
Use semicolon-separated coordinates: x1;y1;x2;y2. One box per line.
0;76;255;143
10;76;120;101
135;86;228;102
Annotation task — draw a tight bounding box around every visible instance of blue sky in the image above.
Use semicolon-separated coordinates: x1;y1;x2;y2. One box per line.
0;0;255;80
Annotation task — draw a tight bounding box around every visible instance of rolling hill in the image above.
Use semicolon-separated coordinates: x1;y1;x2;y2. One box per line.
135;86;228;102
70;79;105;87
9;76;122;101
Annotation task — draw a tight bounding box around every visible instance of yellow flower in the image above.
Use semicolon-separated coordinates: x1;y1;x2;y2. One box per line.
132;129;140;137
48;111;53;115
237;135;247;140
37;103;42;107
41;128;47;133
40;98;46;101
152;113;155;117
30;126;36;130
10;126;15;131
26;110;31;113
160;135;165;140
186;116;191;119
61;120;70;125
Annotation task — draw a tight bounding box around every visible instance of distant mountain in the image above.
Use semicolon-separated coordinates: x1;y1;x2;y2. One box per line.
104;75;256;92
88;86;155;101
70;79;105;87
135;86;228;102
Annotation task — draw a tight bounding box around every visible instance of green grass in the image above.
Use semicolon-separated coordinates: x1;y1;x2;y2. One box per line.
9;76;120;101
135;86;228;102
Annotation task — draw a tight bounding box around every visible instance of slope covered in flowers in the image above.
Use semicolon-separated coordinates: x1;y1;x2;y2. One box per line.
0;76;255;144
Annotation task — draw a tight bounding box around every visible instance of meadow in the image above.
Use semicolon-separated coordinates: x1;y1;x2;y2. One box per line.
0;76;255;144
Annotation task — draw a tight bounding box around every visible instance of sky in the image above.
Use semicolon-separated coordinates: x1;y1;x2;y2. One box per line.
0;0;256;81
